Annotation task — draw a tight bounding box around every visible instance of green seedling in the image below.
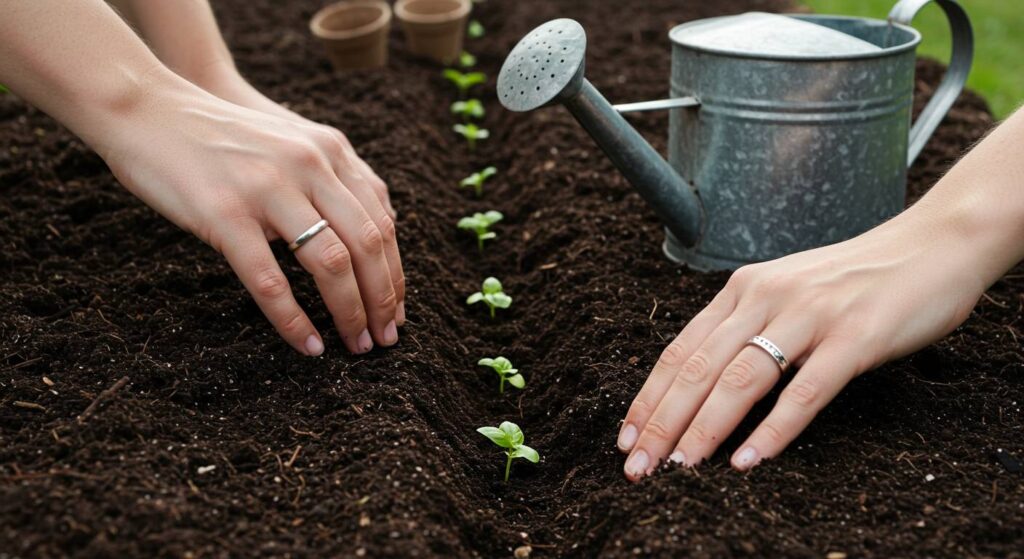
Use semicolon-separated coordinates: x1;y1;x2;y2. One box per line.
467;276;512;318
460;166;497;197
459;51;477;68
458;210;503;251
477;421;539;482
443;69;486;98
453;123;489;150
0;84;8;93
478;356;524;394
468;20;485;39
451;99;485;121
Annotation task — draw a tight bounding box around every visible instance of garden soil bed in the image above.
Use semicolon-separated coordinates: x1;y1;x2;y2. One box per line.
1;0;1021;557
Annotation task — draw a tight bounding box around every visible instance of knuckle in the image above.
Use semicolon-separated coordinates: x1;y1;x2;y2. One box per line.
758;422;786;445
376;215;396;244
783;378;822;409
719;357;760;392
358;220;384;254
339;304;366;328
278;310;307;336
727;264;759;289
629;397;656;418
376;288;398;311
318;241;353;276
675;351;712;386
253;269;290;300
642;419;674;442
392;275;407;300
290;141;325;169
685;422;714;445
659;339;689;368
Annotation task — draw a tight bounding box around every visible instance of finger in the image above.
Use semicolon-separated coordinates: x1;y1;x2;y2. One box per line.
267;196;372;355
731;340;861;470
327;128;396;219
618;290;736;453
324;153;406;325
672;320;814;467
217;219;323;357
624;314;764;481
309;180;399;346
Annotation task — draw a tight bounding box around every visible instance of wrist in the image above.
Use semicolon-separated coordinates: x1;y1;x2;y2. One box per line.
903;175;1023;290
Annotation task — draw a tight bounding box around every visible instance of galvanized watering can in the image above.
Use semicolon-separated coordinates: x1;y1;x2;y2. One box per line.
497;0;973;270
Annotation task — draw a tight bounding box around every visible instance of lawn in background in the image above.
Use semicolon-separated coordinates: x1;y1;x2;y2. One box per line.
802;0;1023;119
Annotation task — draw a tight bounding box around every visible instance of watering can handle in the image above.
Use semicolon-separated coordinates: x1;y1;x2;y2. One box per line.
889;0;974;167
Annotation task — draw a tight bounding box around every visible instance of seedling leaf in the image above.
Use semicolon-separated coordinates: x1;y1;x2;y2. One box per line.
508;374;525;389
451;99;485;120
512;445;540;463
499;421;524;446
459;166;497;197
477;426;512;448
468;277;512;318
468;20;485;39
459;51;477;68
443;69;486;98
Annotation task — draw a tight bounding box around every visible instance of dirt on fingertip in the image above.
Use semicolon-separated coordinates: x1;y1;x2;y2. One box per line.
0;0;1020;558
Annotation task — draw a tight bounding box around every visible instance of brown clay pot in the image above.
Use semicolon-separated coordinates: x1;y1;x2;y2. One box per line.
394;0;472;65
310;1;392;71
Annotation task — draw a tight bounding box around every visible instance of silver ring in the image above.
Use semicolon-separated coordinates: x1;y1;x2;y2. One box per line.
288;219;329;252
746;335;790;373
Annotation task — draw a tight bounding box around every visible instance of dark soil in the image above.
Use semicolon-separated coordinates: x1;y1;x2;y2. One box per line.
1;0;1021;557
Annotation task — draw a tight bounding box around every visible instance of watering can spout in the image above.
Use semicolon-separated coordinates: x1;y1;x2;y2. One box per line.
497;19;703;248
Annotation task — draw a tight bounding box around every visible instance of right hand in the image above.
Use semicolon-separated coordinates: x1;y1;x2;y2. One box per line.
96;75;405;356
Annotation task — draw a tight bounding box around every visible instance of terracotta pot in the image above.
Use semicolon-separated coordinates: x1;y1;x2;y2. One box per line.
310;1;392;71
395;0;472;65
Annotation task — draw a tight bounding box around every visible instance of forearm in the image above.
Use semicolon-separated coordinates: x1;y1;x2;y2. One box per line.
898;108;1024;287
0;0;184;153
108;0;239;90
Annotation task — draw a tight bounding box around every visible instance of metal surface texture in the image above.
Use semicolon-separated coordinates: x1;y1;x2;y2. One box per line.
498;19;587;112
497;0;973;271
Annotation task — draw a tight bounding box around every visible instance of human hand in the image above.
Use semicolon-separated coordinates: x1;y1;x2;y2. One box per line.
617;211;990;479
189;63;397;220
96;73;404;356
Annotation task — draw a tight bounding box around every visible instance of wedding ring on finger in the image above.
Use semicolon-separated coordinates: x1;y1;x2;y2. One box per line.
746;335;790;373
288;219;329;252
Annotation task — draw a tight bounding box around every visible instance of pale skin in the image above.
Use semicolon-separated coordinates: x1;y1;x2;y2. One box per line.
619;107;1024;479
0;0;403;357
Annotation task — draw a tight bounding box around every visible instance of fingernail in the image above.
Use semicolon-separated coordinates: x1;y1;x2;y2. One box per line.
357;329;373;353
304;335;324;357
382;320;398;346
625;450;649;477
617;423;638;451
733;447;759;470
396;301;406;325
668;450;686;465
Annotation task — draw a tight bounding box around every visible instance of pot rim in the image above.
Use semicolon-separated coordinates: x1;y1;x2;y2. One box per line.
669;14;923;61
394;0;472;25
310;1;392;41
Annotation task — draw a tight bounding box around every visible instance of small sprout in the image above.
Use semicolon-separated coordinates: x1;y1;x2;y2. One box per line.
460;166;497;197
451;99;485;120
459;51;477;68
467;276;512;318
453;123;489;150
468;20;485;39
476;421;539;482
443;69;486;98
478;356;524;394
458;210;503;251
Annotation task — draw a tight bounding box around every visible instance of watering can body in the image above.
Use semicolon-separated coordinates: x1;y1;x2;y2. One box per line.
497;0;973;271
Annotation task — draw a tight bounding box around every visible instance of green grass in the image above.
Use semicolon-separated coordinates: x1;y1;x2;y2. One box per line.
802;0;1023;119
